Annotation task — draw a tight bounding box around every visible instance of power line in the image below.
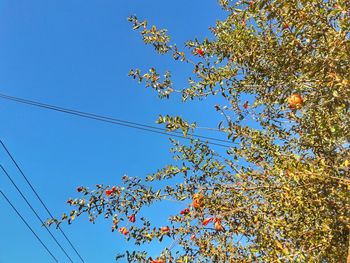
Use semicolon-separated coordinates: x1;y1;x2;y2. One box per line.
0;165;74;263
0;92;231;143
0;93;234;148
0;140;85;263
0;190;59;263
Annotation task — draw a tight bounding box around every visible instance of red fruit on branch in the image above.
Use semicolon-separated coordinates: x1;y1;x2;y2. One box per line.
66;199;73;204
202;217;213;226
213;217;221;224
128;215;136;223
105;186;118;196
283;23;289;30
105;189;113;196
180;208;190;215
196;48;205;56
243;101;249;109
161;226;170;233
76;186;83;192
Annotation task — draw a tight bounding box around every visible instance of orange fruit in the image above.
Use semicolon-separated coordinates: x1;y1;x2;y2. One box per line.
215;222;224;231
192;193;204;209
287;93;303;109
161;226;170;232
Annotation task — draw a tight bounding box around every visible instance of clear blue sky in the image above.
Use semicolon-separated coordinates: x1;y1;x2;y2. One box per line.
0;1;226;262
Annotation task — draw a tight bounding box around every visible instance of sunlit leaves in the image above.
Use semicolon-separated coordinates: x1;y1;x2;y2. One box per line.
51;1;350;262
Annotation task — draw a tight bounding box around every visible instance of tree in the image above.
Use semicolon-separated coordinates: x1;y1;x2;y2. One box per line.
48;0;350;262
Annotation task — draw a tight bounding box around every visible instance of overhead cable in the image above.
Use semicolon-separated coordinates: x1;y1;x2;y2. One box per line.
0;140;85;263
0;165;74;263
0;93;233;148
0;190;59;263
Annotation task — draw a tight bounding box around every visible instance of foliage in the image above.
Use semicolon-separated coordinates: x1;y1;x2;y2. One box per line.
48;0;350;262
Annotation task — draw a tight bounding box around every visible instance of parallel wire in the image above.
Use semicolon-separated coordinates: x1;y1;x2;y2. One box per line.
0;140;85;263
0;93;233;148
0;190;59;263
0;165;74;263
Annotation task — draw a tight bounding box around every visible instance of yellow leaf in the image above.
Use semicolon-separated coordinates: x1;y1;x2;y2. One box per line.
274;240;283;250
